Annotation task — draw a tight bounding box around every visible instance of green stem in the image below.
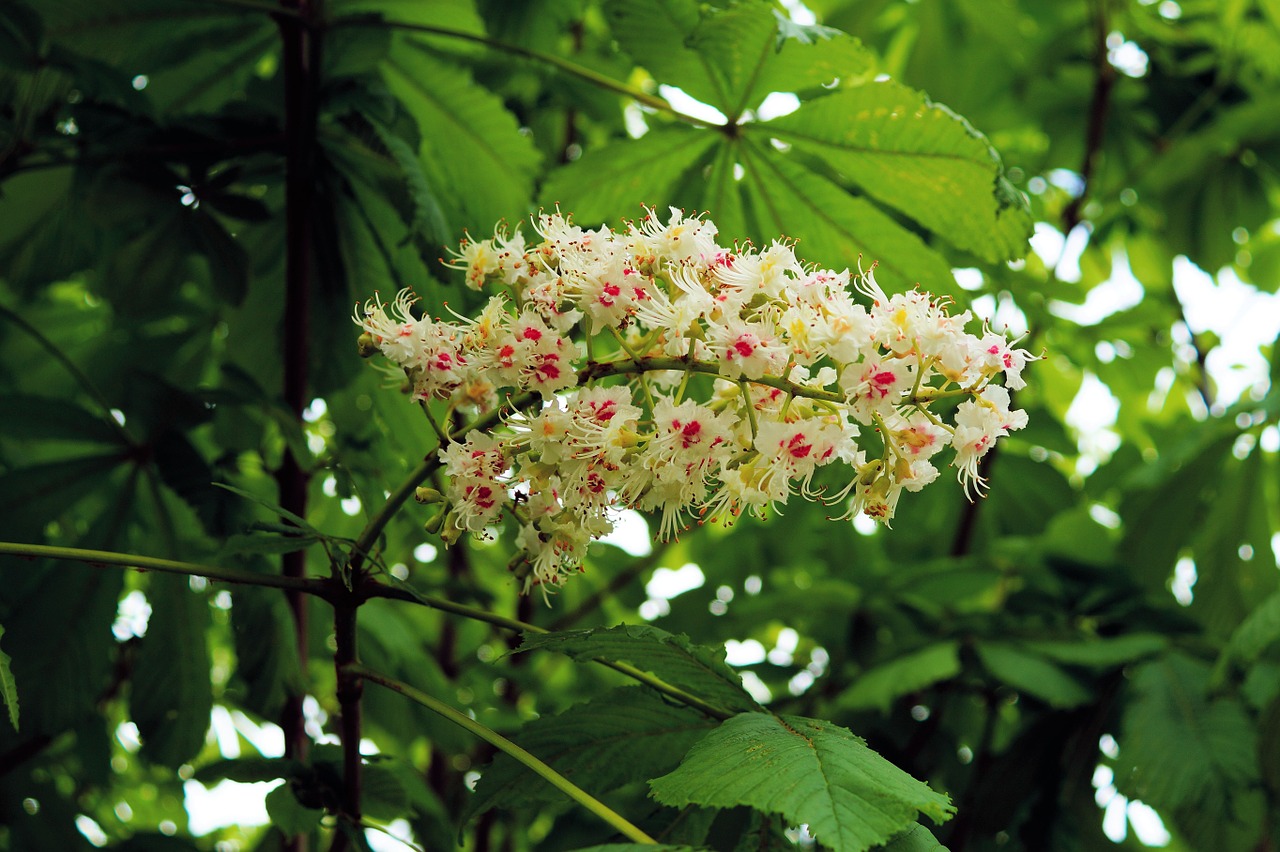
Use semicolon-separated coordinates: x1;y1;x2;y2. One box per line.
0;541;327;595
363;579;733;720
334;18;719;129
347;664;658;845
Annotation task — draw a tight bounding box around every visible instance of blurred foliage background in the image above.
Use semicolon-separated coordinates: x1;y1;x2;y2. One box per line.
1;0;1278;850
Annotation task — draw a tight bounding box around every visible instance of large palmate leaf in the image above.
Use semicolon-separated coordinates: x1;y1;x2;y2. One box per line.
649;712;954;852
519;624;761;716
466;686;716;820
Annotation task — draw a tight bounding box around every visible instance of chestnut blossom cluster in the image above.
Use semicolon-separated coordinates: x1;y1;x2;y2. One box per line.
355;208;1033;594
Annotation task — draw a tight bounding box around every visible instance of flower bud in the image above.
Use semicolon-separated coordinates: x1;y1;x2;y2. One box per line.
424;507;449;534
357;332;379;358
415;487;444;504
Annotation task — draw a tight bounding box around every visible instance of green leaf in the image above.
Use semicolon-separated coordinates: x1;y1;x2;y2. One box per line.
734;149;959;297
1116;653;1259;812
213;483;320;535
604;0;725;110
131;573;213;767
974;642;1092;708
1024;633;1167;669
649;712;954;852
382;42;540;227
0;394;123;444
229;585;305;718
0;453;128;533
0;1;44;72
518;624;761;715
467;686;716;820
760;81;1031;263
0;559;123;733
265;782;325;836
573;839;701;844
878;823;950;851
753;21;875;99
1216;590;1280;679
837;642;961;713
540;128;719;223
195;757;300;784
189;209;249;307
0;624;19;730
362;761;411;821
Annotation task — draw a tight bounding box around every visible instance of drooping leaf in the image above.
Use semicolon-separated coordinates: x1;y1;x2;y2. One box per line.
974;642;1092;708
0;624;18;730
760;81;1032;263
466;686;716;820
518;624;761;715
649;712;954;852
131;572;213;767
837;642;961;713
229;585;305;718
879;823;951;851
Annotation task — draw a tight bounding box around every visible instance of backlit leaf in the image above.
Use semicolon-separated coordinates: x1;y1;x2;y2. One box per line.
650;712;954;852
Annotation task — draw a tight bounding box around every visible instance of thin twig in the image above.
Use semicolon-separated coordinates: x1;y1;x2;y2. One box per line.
349;665;658;845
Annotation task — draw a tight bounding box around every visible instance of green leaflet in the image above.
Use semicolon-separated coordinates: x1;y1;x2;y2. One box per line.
229;586;305;718
879;823;951;851
837;642;961;714
0;556;123;734
0;624;18;730
1024;633;1167;669
649;712;954;852
0;394;124;445
518;624;761;716
759;81;1031;264
1215;590;1280;684
1116;653;1259;814
265;782;325;836
382;41;541;229
540;128;719;223
604;0;723;111
131;573;213;767
734;147;959;297
605;0;873;118
572;847;699;852
974;642;1092;709
466;686;716;820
